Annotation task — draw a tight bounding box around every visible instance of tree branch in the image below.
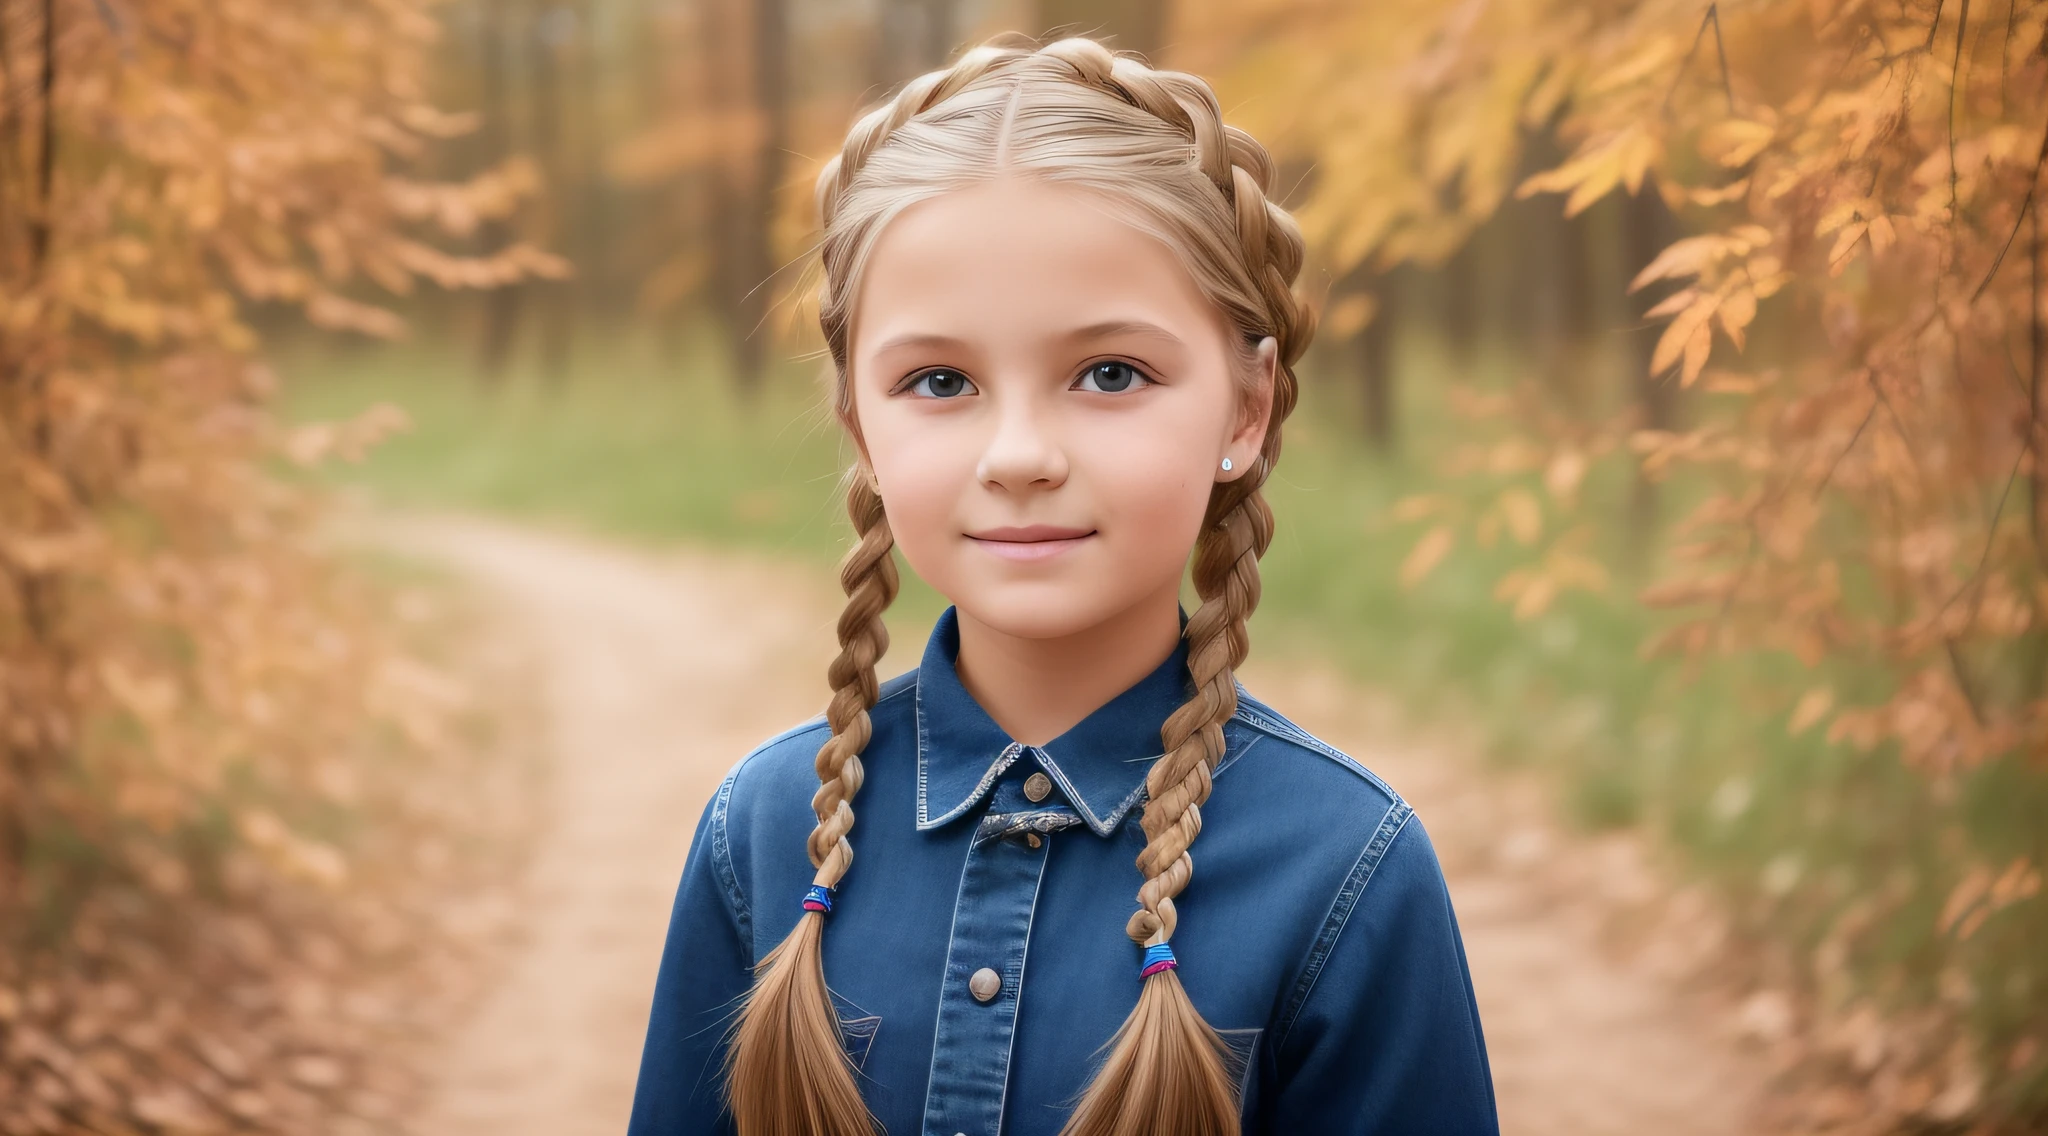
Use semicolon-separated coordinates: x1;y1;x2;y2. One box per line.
1945;0;1970;241
1971;114;2048;301
30;0;57;275
1664;3;1737;116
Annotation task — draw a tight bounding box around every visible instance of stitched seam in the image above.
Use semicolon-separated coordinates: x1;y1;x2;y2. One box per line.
1229;700;1403;805
921;820;983;1128
1271;800;1415;1050
915;675;932;825
1037;744;1122;835
708;770;751;942
995;838;1052;1131
919;743;1026;831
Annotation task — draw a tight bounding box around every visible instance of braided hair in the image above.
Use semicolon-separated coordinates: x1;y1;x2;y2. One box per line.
725;33;1314;1136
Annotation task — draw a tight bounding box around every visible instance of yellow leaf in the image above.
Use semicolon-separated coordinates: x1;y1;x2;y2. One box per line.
1716;287;1757;350
1400;525;1456;589
1688;178;1751;206
1700;119;1774;167
1651;295;1719;376
1630;236;1719;292
1544;449;1588;500
1681;323;1712;386
1827;222;1867;274
1501;489;1543;545
1644;287;1700;320
1512;575;1557;620
1789;687;1834;734
1728;225;1773;251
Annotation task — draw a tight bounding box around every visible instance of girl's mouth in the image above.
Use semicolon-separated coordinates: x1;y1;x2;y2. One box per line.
965;525;1097;562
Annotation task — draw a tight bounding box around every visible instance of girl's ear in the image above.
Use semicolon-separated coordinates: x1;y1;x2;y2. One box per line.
1222;336;1279;481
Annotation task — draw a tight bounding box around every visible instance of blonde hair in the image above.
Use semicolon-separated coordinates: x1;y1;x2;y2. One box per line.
725;33;1314;1136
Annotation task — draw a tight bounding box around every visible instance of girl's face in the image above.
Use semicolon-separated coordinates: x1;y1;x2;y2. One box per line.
847;178;1275;642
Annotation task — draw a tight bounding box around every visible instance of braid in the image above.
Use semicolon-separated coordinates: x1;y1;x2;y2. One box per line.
725;474;897;1136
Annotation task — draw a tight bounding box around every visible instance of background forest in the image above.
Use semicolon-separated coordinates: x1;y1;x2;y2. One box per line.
2;0;2046;1133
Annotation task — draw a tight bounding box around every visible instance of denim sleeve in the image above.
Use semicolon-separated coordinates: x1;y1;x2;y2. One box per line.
626;775;751;1136
1268;812;1499;1135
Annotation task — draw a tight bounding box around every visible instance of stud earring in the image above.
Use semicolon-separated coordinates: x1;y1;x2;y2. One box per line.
1220;457;1234;472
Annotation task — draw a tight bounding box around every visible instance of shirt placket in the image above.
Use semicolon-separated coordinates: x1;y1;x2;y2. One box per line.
922;743;1071;1136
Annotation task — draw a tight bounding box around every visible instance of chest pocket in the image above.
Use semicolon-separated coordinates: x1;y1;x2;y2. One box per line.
1217;1026;1264;1121
831;989;882;1072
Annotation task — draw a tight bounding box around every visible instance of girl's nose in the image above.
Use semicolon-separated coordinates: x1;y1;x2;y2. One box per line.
975;392;1069;492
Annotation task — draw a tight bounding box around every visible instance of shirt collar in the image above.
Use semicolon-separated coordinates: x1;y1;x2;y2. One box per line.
914;606;1193;838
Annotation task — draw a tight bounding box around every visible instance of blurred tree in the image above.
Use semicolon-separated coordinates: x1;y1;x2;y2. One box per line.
728;0;789;391
0;0;560;1125
1180;0;2048;1126
476;0;529;381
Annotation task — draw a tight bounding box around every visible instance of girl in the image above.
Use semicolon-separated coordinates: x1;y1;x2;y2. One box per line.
627;34;1498;1136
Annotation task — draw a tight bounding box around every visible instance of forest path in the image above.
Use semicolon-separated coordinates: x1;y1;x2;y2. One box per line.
387;514;1775;1136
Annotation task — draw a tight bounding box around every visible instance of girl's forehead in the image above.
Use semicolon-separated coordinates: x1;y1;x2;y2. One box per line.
851;179;1220;354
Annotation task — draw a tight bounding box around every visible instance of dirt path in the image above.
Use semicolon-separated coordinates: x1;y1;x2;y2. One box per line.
388;515;1776;1136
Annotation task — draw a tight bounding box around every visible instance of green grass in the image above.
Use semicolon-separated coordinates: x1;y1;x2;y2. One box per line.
280;331;2048;1119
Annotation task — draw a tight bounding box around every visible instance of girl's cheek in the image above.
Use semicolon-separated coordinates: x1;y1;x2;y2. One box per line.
871;437;970;582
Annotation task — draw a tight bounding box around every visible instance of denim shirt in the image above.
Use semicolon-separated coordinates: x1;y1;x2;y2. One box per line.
627;607;1499;1136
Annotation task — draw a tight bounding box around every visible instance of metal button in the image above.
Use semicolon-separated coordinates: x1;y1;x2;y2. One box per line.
1023;772;1053;802
1025;833;1043;849
968;967;1002;1003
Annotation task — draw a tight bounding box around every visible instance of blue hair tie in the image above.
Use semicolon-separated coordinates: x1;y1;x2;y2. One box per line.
1139;942;1177;979
802;884;834;914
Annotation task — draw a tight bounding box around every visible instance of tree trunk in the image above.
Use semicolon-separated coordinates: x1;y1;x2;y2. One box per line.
1441;241;1480;373
1360;281;1399;451
531;0;574;385
1623;183;1683;551
2029;205;2045;571
728;0;788;395
476;0;524;384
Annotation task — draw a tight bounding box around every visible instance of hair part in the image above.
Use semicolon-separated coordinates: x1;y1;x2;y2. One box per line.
726;33;1313;1136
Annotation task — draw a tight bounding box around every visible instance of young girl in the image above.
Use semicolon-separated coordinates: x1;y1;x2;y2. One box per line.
627;34;1497;1136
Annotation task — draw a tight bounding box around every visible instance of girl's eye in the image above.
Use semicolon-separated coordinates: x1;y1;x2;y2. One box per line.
905;369;976;398
1074;361;1152;394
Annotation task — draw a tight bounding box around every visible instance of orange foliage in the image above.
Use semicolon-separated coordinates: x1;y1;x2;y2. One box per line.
1183;0;2048;1125
0;0;556;1128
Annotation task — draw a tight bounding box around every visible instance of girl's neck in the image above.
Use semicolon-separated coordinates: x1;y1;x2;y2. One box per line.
951;583;1185;747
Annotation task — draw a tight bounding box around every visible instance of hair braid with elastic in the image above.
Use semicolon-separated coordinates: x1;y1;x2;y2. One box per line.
724;473;897;1136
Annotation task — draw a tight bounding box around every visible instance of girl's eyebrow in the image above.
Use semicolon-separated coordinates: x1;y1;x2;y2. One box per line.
1063;320;1185;349
869;321;1186;358
872;332;971;355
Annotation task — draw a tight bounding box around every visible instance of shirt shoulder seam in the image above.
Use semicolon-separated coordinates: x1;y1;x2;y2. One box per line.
1271;798;1417;1050
1228;683;1405;805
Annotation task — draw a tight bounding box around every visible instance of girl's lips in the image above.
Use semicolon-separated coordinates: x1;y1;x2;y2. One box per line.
965;526;1097;562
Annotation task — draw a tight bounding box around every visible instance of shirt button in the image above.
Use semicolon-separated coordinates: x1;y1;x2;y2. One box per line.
1025;833;1043;849
1023;772;1053;802
968;967;1002;1003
